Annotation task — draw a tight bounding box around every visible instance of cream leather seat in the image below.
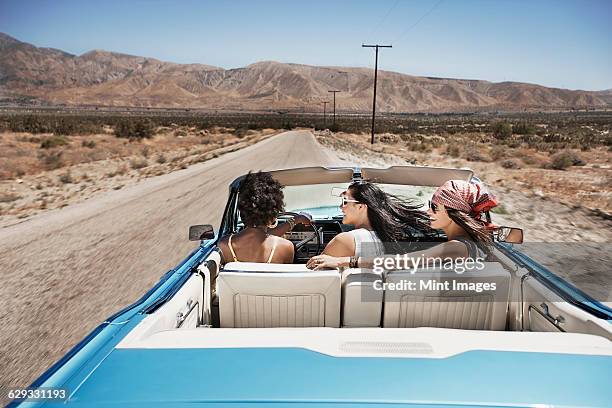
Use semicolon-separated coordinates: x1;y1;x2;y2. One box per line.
382;262;510;330
218;262;341;328
341;268;383;327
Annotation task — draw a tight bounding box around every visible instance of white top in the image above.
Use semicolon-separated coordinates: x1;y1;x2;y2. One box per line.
347;228;384;258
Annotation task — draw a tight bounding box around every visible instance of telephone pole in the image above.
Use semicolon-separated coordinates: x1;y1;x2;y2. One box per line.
362;44;392;144
328;90;341;127
321;101;329;128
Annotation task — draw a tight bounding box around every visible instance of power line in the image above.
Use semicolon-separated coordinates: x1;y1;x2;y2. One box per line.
392;0;444;43
368;0;401;40
362;44;392;144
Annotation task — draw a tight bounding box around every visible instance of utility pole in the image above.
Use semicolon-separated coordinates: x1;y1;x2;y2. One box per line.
362;44;392;144
328;90;341;127
321;101;329;129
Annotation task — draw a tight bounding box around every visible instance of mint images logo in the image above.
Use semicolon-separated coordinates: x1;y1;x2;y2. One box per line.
372;278;497;293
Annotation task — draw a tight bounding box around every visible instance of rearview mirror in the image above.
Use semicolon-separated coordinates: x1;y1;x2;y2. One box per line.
189;224;215;241
494;226;524;244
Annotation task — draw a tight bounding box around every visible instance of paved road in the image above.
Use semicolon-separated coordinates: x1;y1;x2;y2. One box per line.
0;130;335;390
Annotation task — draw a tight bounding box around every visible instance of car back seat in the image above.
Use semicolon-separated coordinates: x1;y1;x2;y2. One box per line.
218;262;341;328
341;268;383;327
382;262;510;330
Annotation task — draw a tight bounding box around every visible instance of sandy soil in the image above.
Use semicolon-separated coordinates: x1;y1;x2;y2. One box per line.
0;130;336;396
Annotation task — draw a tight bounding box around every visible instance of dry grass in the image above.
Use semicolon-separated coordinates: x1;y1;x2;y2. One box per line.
316;130;612;215
0;127;246;181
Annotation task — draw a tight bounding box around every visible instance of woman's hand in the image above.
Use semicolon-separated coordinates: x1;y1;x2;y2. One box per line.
294;213;311;225
306;254;349;270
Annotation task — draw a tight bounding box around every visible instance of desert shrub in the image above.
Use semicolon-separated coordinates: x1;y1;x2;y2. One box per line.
281;120;295;130
464;145;489;162
428;135;445;148
81;140;96;148
548;150;585;170
38;151;64;169
156;154;167;164
328;123;340;133
130;158;148;169
58;172;74;184
500;159;521;169
40;135;69;149
520;151;544;166
114;119;154;139
233;127;249;138
174;129;188;137
489;145;506;161
491;121;512;139
513;121;536;135
445;143;461;158
379;134;399;144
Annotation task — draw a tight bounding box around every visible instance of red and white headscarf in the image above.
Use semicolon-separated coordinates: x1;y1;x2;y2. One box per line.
432;179;498;217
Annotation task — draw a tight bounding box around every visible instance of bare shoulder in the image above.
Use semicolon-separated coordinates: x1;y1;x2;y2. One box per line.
323;231;355;257
271;235;294;263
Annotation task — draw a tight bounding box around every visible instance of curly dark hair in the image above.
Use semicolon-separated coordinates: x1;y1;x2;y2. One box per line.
238;171;285;227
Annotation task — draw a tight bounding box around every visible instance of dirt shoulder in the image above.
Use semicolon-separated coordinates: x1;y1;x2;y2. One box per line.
0;127;280;228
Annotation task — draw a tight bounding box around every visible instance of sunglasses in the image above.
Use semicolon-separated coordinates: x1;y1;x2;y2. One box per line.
340;196;361;207
429;200;439;212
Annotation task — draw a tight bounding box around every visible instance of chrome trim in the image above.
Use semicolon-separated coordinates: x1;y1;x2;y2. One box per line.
176;299;199;328
528;304;566;332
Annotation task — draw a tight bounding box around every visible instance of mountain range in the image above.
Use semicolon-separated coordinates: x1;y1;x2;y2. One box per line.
0;32;609;112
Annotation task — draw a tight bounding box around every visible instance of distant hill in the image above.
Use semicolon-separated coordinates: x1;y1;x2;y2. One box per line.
0;32;609;112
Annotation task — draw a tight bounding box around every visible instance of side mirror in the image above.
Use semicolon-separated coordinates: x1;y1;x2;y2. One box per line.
494;226;524;244
189;224;215;241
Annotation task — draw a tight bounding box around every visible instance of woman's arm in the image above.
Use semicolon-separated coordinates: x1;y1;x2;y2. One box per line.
308;240;468;270
305;232;354;269
268;215;311;237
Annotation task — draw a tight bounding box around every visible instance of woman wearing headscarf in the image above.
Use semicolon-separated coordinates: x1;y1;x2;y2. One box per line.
307;179;498;270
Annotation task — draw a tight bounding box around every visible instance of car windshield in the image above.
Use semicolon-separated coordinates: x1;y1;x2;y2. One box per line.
283;183;437;219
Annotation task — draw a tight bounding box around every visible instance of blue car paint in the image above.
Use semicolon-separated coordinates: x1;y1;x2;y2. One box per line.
21;348;612;407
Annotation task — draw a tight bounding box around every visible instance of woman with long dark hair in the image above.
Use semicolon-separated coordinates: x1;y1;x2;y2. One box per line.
307;179;497;270
306;181;431;268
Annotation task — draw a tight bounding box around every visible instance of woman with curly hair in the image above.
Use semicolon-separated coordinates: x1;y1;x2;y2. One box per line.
218;171;309;264
308;179;497;270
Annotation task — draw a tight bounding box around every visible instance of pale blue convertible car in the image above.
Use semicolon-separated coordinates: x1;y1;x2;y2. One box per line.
12;166;612;407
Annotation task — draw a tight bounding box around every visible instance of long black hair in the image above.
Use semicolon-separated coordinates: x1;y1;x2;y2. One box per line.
348;181;432;249
446;209;493;248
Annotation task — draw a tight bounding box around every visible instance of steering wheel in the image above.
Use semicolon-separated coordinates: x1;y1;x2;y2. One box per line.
277;211;321;254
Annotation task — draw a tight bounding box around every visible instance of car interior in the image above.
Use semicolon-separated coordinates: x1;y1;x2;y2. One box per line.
117;166;612;349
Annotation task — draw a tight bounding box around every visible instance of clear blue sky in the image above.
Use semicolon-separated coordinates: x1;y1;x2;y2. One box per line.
1;0;610;90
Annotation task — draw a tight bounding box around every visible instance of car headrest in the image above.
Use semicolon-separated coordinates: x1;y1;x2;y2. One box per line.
222;262;315;273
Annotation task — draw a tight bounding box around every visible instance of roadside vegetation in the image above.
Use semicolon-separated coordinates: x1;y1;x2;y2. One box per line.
0;109;610;221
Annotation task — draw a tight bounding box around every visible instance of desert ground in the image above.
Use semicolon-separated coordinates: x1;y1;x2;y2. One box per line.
0;127;610;398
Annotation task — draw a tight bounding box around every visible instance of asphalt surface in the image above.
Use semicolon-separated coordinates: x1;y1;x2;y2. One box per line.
0;130;336;391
